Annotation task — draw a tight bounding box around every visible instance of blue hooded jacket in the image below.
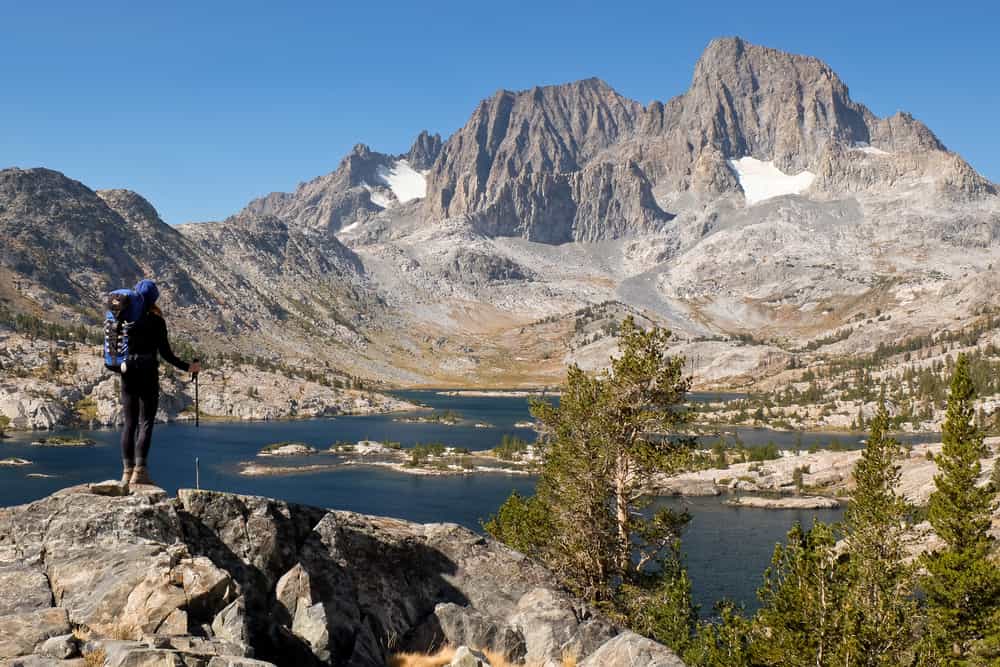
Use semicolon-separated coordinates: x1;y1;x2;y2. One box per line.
135;279;159;310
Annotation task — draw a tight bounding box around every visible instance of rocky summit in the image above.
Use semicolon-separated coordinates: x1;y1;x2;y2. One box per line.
2;36;999;392
0;483;684;666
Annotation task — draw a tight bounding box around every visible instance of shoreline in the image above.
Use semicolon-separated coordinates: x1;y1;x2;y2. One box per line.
0;402;424;435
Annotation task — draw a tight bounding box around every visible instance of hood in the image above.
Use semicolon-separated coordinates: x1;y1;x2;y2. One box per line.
134;279;159;308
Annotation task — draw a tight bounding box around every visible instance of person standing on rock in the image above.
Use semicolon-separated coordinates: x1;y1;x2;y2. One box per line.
119;279;200;487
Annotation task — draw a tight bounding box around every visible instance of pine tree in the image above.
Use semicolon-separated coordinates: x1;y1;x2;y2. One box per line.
751;520;846;667
485;316;696;645
838;402;918;666
921;353;1000;663
685;601;753;667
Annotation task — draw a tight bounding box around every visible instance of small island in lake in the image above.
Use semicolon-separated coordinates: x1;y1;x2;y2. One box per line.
393;410;464;426
0;457;32;467
257;442;319;457
30;436;95;447
242;438;539;477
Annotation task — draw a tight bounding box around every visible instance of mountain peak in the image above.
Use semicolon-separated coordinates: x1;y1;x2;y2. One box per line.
97;189;164;228
695;36;830;77
405;130;442;170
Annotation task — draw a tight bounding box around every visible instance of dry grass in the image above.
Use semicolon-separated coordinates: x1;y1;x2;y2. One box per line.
388;645;578;667
387;647;456;667
83;647;107;667
105;621;141;640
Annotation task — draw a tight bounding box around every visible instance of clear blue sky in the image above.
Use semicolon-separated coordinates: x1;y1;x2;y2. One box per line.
2;1;997;225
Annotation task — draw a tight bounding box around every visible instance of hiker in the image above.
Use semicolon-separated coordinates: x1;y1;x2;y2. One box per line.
118;279;200;486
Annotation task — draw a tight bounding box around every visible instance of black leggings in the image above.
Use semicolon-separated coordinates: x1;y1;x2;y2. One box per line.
121;372;159;467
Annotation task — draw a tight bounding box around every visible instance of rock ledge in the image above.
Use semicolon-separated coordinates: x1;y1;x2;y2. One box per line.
0;484;685;667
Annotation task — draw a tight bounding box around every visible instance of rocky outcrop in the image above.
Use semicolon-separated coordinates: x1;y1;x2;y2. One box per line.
0;484;686;667
406;131;444;171
654;439;1000;513
443;250;532;284
725;495;842;509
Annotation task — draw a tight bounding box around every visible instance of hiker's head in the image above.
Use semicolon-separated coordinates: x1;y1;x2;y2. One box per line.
135;279;159;310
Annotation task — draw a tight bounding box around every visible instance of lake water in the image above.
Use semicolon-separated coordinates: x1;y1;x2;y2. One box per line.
1;390;891;612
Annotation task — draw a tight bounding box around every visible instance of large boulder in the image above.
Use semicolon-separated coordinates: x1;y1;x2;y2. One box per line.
579;631;687;667
0;608;71;660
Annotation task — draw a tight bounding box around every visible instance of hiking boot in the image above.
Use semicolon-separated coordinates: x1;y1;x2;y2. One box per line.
121;466;133;489
130;466;154;487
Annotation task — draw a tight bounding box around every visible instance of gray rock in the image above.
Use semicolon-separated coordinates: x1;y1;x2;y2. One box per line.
0;564;52;615
422;602;525;663
6;657;86;667
156;608;189;637
37;634;78;659
291;602;332;662
176;556;234;619
206;658;277;667
106;648;185;667
579;631;686;667
508;588;615;666
273;564;310;622
0;608;71;659
147;637;248;659
82;640;143;663
210;597;248;647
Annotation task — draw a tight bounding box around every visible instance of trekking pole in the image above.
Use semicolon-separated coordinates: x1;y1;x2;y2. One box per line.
193;359;200;428
195;457;201;490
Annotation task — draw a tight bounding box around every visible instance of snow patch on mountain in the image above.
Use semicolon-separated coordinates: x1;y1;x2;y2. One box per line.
376;159;427;203
363;185;392;208
851;142;891;156
338;220;362;235
728;157;816;205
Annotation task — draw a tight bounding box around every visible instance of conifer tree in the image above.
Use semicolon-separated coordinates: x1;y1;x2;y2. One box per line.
685;601;752;667
921;353;1000;663
486;316;696;645
838;402;918;666
751;520;846;667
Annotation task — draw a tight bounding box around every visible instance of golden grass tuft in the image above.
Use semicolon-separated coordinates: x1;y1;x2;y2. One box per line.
387;646;455;667
106;621;142;640
83;647;107;667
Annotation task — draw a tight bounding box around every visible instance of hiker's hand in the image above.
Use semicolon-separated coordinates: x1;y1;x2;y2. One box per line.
190;361;201;375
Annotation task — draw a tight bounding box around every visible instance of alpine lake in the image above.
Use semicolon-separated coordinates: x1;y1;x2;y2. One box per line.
0;389;939;614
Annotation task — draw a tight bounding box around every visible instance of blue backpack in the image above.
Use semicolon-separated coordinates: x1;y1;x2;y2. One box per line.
103;289;145;372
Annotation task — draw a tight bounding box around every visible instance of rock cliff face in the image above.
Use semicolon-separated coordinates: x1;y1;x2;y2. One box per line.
0;484;685;667
424;79;643;222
